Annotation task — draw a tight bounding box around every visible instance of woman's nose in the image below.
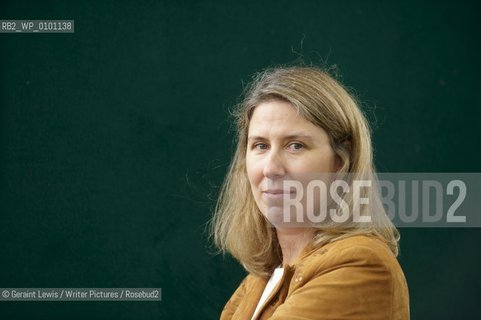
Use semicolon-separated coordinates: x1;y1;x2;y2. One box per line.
263;152;286;178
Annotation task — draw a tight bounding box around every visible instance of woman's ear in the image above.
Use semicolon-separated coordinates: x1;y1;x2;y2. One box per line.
334;139;351;171
343;139;352;153
334;154;343;171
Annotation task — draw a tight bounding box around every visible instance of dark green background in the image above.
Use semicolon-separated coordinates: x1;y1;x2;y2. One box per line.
1;0;480;319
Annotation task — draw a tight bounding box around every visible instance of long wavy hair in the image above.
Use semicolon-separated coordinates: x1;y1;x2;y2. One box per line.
210;66;399;277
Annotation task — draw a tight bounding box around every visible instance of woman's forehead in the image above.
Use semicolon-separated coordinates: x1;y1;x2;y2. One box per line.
248;101;329;140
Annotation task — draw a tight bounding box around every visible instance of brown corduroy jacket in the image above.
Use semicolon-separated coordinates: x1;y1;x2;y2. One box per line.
220;235;410;320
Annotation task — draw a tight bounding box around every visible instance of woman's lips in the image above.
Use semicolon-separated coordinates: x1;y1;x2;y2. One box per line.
262;190;296;199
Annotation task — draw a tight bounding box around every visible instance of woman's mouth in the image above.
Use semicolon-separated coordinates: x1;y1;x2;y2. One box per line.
262;189;297;199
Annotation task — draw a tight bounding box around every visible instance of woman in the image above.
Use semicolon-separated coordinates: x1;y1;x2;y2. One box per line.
211;66;409;319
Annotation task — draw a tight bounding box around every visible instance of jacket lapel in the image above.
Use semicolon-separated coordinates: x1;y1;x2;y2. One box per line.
231;276;267;320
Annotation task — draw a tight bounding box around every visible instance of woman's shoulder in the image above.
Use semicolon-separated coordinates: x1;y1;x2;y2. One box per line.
300;235;403;275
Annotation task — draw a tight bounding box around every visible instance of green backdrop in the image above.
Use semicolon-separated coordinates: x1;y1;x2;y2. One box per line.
1;0;480;319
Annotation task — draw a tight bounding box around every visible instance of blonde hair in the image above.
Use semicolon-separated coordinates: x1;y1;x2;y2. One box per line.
210;66;399;277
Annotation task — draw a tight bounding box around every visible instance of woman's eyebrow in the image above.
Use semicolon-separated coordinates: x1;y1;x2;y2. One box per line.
247;135;265;141
247;134;313;141
283;134;313;141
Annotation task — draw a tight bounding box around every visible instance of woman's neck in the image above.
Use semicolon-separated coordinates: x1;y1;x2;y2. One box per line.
276;228;315;266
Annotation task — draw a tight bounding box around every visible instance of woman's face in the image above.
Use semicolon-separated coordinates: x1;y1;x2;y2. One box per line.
246;99;340;225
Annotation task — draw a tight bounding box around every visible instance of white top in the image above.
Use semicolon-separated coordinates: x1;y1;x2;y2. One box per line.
251;267;285;320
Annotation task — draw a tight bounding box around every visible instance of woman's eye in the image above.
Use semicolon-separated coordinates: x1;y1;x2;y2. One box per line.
254;143;268;150
288;143;304;151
